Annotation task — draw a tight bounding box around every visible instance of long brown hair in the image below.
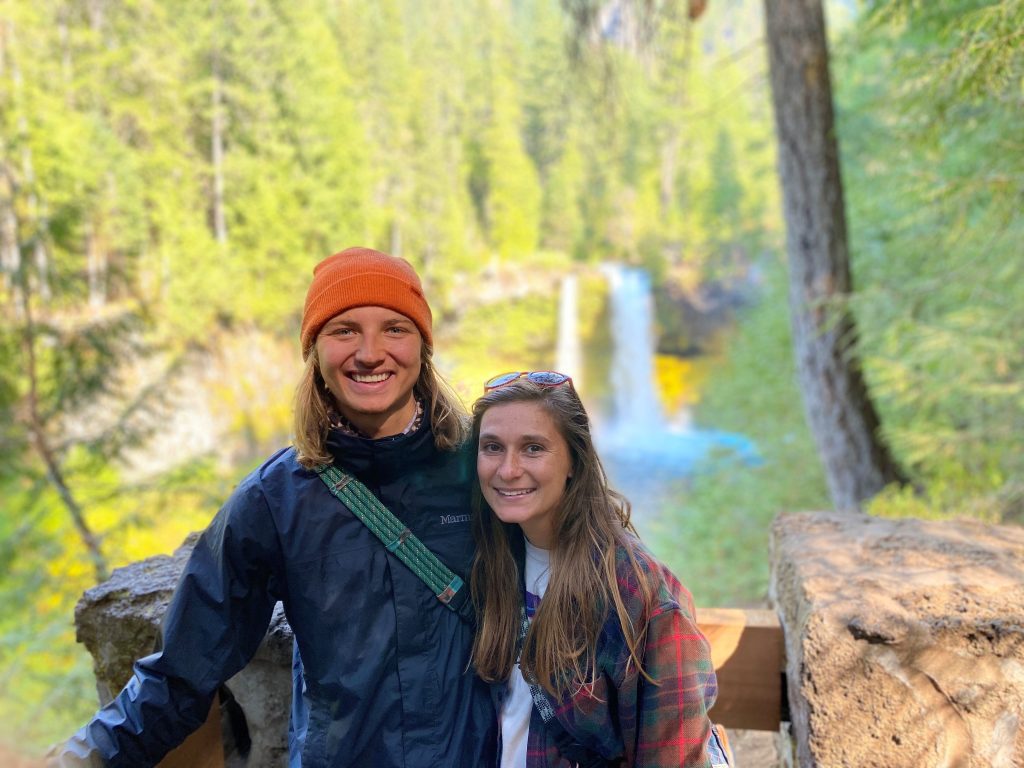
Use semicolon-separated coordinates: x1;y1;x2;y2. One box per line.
469;379;657;696
293;342;469;468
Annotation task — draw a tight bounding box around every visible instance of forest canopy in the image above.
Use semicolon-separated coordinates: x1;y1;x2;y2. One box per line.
0;0;1020;755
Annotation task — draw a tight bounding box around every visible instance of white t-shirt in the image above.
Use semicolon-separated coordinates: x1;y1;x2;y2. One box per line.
500;539;552;768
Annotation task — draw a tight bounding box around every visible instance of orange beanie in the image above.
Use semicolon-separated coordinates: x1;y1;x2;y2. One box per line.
300;247;433;358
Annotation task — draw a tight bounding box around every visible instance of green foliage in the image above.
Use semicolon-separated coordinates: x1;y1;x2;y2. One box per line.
650;2;780;276
0;459;231;753
837;0;1024;519
0;478;103;748
442;292;560;402
477;4;544;260
652;0;1024;609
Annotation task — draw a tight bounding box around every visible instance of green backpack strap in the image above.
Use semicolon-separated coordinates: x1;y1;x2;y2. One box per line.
314;464;473;624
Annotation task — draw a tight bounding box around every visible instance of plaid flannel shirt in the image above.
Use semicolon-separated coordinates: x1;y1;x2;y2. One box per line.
495;541;718;768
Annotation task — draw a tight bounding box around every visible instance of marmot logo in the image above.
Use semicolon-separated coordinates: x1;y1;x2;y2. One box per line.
439;514;470;525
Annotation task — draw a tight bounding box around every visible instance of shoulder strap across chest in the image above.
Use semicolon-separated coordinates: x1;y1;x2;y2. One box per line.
315;463;473;624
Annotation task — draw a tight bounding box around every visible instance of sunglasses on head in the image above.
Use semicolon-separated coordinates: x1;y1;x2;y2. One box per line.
484;371;573;392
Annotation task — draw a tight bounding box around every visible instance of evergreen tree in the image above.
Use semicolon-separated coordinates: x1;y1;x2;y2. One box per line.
475;0;542;261
838;0;1024;517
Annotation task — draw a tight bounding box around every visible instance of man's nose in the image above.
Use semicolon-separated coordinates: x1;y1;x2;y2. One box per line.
355;333;385;365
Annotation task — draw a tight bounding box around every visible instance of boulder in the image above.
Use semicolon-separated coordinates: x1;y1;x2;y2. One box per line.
74;535;291;767
770;511;1024;768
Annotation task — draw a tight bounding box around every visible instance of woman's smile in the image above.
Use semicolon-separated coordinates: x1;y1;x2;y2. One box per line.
494;487;535;497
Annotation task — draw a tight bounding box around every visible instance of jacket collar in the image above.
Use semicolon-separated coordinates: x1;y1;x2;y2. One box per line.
325;412;436;485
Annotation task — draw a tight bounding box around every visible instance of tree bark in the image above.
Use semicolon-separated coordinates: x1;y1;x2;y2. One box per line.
6;20;52;302
763;0;906;511
87;218;107;310
211;43;228;245
17;134;52;305
658;15;692;224
0;167;19;299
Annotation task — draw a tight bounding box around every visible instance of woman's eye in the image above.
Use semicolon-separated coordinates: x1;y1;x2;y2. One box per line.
480;442;502;454
525;444;545;455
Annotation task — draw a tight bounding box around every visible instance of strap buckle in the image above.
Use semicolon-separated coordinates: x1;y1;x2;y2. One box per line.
385;527;412;553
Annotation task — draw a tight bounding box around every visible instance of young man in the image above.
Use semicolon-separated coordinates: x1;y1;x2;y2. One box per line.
54;248;495;767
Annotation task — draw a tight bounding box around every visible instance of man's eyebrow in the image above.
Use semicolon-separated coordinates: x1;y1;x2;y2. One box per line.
321;319;357;332
322;315;414;329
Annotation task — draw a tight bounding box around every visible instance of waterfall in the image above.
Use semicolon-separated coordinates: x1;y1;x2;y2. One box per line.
603;265;661;432
556;262;759;533
594;263;759;474
555;274;583;389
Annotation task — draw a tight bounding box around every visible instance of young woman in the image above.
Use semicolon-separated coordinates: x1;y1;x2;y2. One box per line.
470;372;731;768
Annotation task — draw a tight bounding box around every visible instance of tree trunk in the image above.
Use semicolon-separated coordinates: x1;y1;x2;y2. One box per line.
0;172;19;300
87;219;107;310
390;219;402;257
659;132;680;221
5;20;52;302
211;45;228;245
86;0;106;33
33;238;50;302
58;9;73;85
658;12;693;225
763;0;906;511
18;138;52;305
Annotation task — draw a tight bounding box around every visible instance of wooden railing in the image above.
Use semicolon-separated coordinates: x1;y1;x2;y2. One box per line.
699;608;787;732
157;608;786;767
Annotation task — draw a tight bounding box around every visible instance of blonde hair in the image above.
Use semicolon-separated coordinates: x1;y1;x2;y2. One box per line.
469;380;657;696
293;342;469;467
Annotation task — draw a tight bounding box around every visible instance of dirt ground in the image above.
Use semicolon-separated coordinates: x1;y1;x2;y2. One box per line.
729;727;783;767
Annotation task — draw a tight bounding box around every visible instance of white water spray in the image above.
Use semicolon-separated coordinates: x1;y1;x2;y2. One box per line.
603;265;661;432
555;274;583;390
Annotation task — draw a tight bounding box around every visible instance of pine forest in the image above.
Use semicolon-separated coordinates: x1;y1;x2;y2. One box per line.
0;0;1021;756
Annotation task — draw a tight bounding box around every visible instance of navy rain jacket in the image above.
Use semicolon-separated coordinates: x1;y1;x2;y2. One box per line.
61;418;496;767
